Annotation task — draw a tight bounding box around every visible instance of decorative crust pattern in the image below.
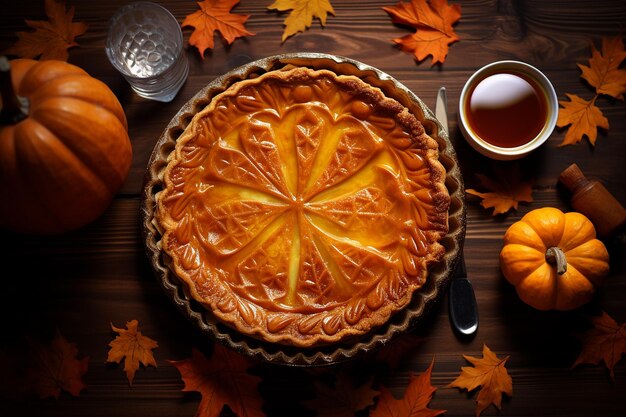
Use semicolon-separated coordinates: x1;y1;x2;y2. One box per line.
156;67;450;347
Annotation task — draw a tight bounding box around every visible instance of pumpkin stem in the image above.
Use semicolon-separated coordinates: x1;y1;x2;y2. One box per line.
0;56;28;125
545;247;567;275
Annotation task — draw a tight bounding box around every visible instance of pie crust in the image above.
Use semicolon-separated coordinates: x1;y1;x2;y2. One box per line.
156;66;450;347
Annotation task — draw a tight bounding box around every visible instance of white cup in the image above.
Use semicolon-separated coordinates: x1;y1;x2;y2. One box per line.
458;61;558;160
105;2;188;102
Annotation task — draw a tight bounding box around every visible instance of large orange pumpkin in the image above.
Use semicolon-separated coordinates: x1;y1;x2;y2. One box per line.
500;207;610;311
0;58;132;234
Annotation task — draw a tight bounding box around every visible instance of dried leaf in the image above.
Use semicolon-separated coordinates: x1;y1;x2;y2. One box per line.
383;0;461;65
557;93;609;146
182;0;254;58
448;344;512;417
268;0;335;42
465;167;533;216
169;345;264;417
107;320;158;386
578;36;626;100
573;311;626;380
30;332;89;399
304;373;379;417
370;358;445;417
4;0;87;61
557;35;625;147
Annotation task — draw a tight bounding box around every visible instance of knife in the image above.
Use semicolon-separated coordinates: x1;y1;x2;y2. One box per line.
435;87;479;336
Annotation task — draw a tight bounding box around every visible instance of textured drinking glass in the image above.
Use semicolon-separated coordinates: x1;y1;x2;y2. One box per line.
105;2;188;102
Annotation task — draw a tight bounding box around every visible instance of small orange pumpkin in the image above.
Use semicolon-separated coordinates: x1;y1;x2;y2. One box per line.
500;207;610;311
0;58;132;234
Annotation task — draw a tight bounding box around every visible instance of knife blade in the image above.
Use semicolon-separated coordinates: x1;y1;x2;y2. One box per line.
435;86;479;336
449;252;478;335
435;87;449;135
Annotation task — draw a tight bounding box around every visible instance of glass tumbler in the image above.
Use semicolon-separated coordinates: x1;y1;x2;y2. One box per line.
105;2;189;102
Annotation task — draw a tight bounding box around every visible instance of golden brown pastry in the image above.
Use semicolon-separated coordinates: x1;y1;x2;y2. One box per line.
156;67;449;347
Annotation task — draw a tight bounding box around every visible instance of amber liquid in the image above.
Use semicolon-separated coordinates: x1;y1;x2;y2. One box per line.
465;72;547;148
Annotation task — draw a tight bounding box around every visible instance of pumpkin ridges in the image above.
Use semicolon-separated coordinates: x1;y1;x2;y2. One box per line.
31;96;131;193
30;74;128;130
565;242;610;286
559;211;597;251
503;220;546;252
523;207;566;248
15;59;87;97
0;125;37;229
1;58;131;234
500;243;544;285
554;267;595;311
515;263;558;311
7;59;37;92
7;118;111;233
500;207;610;311
565;256;610;285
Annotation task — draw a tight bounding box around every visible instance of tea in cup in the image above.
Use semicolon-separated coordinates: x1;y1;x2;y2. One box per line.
458;61;558;160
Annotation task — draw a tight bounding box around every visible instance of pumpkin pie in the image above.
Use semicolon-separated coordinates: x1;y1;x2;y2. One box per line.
156;67;450;347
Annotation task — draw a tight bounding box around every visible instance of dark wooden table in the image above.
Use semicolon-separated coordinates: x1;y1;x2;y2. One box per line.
2;1;626;416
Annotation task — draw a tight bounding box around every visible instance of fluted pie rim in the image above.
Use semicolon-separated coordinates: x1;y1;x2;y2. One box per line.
141;53;465;366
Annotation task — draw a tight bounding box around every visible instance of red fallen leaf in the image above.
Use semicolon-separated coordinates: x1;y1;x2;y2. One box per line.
30;332;89;399
383;0;461;65
170;345;264;417
448;344;512;417
107;320;158;386
182;0;255;58
4;0;88;61
573;311;626;380
370;358;445;417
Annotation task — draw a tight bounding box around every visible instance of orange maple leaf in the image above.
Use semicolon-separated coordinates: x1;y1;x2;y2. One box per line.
107;320;158;386
304;373;379;417
383;0;461;65
268;0;335;42
182;0;254;58
578;36;626;100
169;345;264;417
573;311;626;380
465;167;533;216
557;35;625;147
30;332;89;399
557;93;609;146
4;0;87;61
448;344;512;417
371;358;445;417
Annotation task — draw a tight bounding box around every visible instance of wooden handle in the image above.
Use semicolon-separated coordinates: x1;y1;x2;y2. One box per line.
559;163;626;238
558;163;589;194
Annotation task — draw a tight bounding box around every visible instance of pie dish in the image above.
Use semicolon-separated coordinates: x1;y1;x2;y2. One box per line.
142;53;465;364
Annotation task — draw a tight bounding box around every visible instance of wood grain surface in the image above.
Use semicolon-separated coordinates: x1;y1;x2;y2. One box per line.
1;1;626;416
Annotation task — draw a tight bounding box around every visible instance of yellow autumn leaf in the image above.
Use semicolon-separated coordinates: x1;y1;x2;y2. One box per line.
107;320;158;385
268;0;335;42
